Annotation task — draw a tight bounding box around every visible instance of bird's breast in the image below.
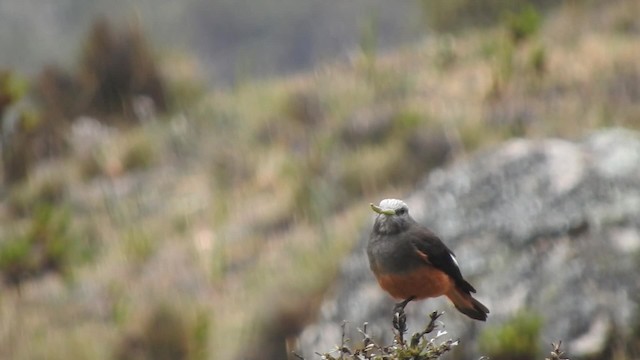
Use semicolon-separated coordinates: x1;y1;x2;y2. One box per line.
367;233;422;273
374;266;453;300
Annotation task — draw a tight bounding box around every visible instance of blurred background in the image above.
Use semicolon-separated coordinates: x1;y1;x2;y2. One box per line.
0;0;639;359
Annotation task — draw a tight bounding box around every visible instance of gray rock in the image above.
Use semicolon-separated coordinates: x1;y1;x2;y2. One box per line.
297;128;640;359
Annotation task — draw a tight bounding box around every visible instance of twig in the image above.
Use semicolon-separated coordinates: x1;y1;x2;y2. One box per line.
546;341;569;360
410;311;443;347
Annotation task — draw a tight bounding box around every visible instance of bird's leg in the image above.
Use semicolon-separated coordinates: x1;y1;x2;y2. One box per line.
392;296;415;345
393;296;416;314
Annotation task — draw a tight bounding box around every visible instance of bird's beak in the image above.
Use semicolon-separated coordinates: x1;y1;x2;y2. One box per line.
370;203;395;215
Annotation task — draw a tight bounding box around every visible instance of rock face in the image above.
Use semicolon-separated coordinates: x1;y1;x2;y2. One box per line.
298;129;640;359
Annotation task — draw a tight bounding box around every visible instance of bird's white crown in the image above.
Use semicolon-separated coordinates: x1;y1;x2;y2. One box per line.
378;198;408;211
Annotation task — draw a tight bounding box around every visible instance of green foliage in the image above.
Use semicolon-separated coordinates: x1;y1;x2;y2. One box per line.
420;0;553;33
393;110;423;133
0;205;85;286
0;70;28;110
479;311;543;360
0;71;39;186
0;235;32;283
191;310;211;360
504;5;542;43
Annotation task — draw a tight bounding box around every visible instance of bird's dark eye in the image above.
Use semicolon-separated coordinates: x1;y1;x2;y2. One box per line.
396;208;407;215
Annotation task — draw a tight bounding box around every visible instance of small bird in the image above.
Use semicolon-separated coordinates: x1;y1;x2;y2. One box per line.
367;199;489;321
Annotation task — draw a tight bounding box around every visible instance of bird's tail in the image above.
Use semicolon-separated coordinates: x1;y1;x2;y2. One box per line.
445;286;489;321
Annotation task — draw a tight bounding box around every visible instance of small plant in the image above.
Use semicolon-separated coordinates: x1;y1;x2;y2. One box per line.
0;71;39;186
306;311;457;360
0;234;33;286
420;0;553;34
0;205;82;286
479;310;543;360
504;5;542;44
305;308;568;360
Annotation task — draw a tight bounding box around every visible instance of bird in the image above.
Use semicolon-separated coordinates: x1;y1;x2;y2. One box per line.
367;198;489;321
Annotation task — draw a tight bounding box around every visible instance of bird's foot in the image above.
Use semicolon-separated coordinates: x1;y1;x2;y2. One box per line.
392;296;415;344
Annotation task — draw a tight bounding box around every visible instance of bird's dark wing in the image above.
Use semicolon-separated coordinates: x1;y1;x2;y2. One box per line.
407;226;477;294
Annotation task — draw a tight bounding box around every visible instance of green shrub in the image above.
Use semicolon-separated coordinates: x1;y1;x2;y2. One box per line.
312;311;457;360
0;205;84;286
310;308;569;360
0;71;39;186
0;235;33;285
504;5;542;43
479;311;543;360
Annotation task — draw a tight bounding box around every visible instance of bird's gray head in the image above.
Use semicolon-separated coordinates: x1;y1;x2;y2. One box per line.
370;199;413;235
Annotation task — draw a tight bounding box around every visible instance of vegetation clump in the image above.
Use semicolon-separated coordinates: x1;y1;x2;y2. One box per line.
0;205;85;287
307;309;568;360
309;311;457;360
479;311;543;360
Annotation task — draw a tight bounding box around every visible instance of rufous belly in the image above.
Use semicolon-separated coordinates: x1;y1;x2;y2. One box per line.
374;266;453;300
